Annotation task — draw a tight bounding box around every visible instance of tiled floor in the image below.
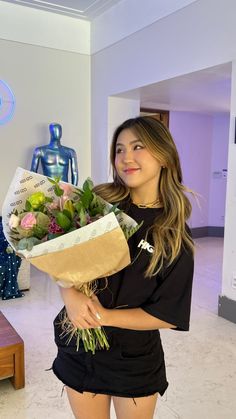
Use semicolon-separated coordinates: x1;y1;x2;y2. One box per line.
0;237;236;419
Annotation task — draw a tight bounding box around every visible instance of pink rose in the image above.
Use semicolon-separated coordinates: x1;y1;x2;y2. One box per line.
20;213;37;230
59;183;74;197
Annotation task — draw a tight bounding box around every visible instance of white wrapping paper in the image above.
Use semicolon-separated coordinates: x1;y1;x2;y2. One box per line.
2;168;136;286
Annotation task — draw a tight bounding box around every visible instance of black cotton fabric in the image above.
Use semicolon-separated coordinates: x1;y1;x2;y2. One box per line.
52;203;194;398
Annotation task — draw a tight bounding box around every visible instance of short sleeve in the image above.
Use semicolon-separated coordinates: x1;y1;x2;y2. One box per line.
141;246;194;331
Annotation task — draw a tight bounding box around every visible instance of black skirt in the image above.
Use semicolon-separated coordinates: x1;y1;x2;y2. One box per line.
52;308;168;398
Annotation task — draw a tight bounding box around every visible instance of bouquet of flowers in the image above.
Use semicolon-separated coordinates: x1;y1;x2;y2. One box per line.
2;167;141;354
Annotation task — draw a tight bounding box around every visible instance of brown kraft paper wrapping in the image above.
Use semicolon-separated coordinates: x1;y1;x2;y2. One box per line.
29;226;131;287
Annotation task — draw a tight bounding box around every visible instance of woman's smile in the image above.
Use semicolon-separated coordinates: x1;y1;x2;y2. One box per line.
123;167;140;174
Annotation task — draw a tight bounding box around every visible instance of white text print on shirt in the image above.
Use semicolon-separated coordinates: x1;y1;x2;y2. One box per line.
137;239;154;254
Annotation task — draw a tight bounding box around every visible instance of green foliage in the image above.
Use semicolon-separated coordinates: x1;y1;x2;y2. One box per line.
120;221;143;241
83;178;94;191
47;232;63;241
63;200;74;219
9;174;143;254
78;207;87;227
62;209;73;221
32;224;48;239
107;203;121;215
47;176;64;196
73;178;104;223
25;200;32;211
79;178;94;209
36;212;50;229
56;212;72;231
17;237;41;251
54;183;64;197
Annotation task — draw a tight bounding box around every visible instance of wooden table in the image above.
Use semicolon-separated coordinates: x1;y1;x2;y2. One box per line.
0;311;25;389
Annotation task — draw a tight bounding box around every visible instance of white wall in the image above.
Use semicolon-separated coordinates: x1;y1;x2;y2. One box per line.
169;112;213;229
91;0;198;54
169;112;229;229
107;97;140;179
208;114;229;227
0;38;91;211
0;1;90;54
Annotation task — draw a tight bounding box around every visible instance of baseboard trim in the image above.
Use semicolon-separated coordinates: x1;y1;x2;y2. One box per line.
191;226;224;238
218;295;236;324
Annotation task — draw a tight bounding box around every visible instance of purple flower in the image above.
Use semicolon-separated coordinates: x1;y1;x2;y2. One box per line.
48;218;64;234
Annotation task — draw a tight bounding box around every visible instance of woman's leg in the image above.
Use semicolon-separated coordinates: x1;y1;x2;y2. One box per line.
66;387;111;419
113;393;158;419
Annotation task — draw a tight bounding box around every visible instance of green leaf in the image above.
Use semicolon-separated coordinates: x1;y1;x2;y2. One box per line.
32;224;48;239
108;203;121;214
36;212;50;229
78;207;87;227
48;175;61;184
89;193;104;213
83;178;94;192
47;232;63;240
56;212;71;231
45;196;53;203
54;184;64;197
17;237;41;251
73;188;83;197
74;201;83;214
68;226;77;232
89;207;102;217
81;191;92;209
6;246;14;254
48;176;64;196
47;177;57;184
63;209;72;221
63;200;75;218
25;200;32;211
120;221;144;241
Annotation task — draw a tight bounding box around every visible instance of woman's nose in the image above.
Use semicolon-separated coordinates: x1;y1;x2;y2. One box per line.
122;149;134;162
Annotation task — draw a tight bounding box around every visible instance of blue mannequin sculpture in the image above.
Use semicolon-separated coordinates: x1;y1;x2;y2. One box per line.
30;123;78;185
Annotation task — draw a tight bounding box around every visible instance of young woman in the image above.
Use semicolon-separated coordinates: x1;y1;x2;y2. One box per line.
52;116;194;419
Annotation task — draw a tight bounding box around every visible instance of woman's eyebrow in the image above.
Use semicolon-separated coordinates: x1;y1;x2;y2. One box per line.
116;139;141;146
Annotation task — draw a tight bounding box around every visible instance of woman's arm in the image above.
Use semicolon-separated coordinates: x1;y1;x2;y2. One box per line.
59;288;175;331
59;287;101;329
91;296;176;330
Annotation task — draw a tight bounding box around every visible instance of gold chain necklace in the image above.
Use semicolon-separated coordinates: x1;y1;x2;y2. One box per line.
132;198;161;208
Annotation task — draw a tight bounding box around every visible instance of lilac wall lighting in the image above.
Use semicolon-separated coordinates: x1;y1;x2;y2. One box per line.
0;80;15;125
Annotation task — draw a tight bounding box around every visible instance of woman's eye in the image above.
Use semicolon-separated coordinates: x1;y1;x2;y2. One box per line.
116;148;123;154
134;144;144;150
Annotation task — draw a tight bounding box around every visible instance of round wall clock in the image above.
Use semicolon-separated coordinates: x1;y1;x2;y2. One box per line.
0;80;15;125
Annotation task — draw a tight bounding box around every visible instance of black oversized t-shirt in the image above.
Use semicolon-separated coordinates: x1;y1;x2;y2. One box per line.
98;203;194;331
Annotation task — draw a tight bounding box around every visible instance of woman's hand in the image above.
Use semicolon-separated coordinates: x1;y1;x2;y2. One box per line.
59;287;102;329
90;294;110;326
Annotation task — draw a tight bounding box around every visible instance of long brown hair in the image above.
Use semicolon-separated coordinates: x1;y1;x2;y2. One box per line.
94;116;194;276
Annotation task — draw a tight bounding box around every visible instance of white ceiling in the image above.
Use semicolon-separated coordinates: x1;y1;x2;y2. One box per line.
2;2;232;114
119;63;232;115
1;0;123;20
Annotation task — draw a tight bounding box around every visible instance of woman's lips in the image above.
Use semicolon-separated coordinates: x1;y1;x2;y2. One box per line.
123;168;140;174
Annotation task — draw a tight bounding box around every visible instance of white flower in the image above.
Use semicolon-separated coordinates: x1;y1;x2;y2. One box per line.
9;213;20;229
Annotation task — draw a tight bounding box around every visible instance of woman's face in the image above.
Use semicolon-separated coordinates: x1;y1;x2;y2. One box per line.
114;128;163;195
